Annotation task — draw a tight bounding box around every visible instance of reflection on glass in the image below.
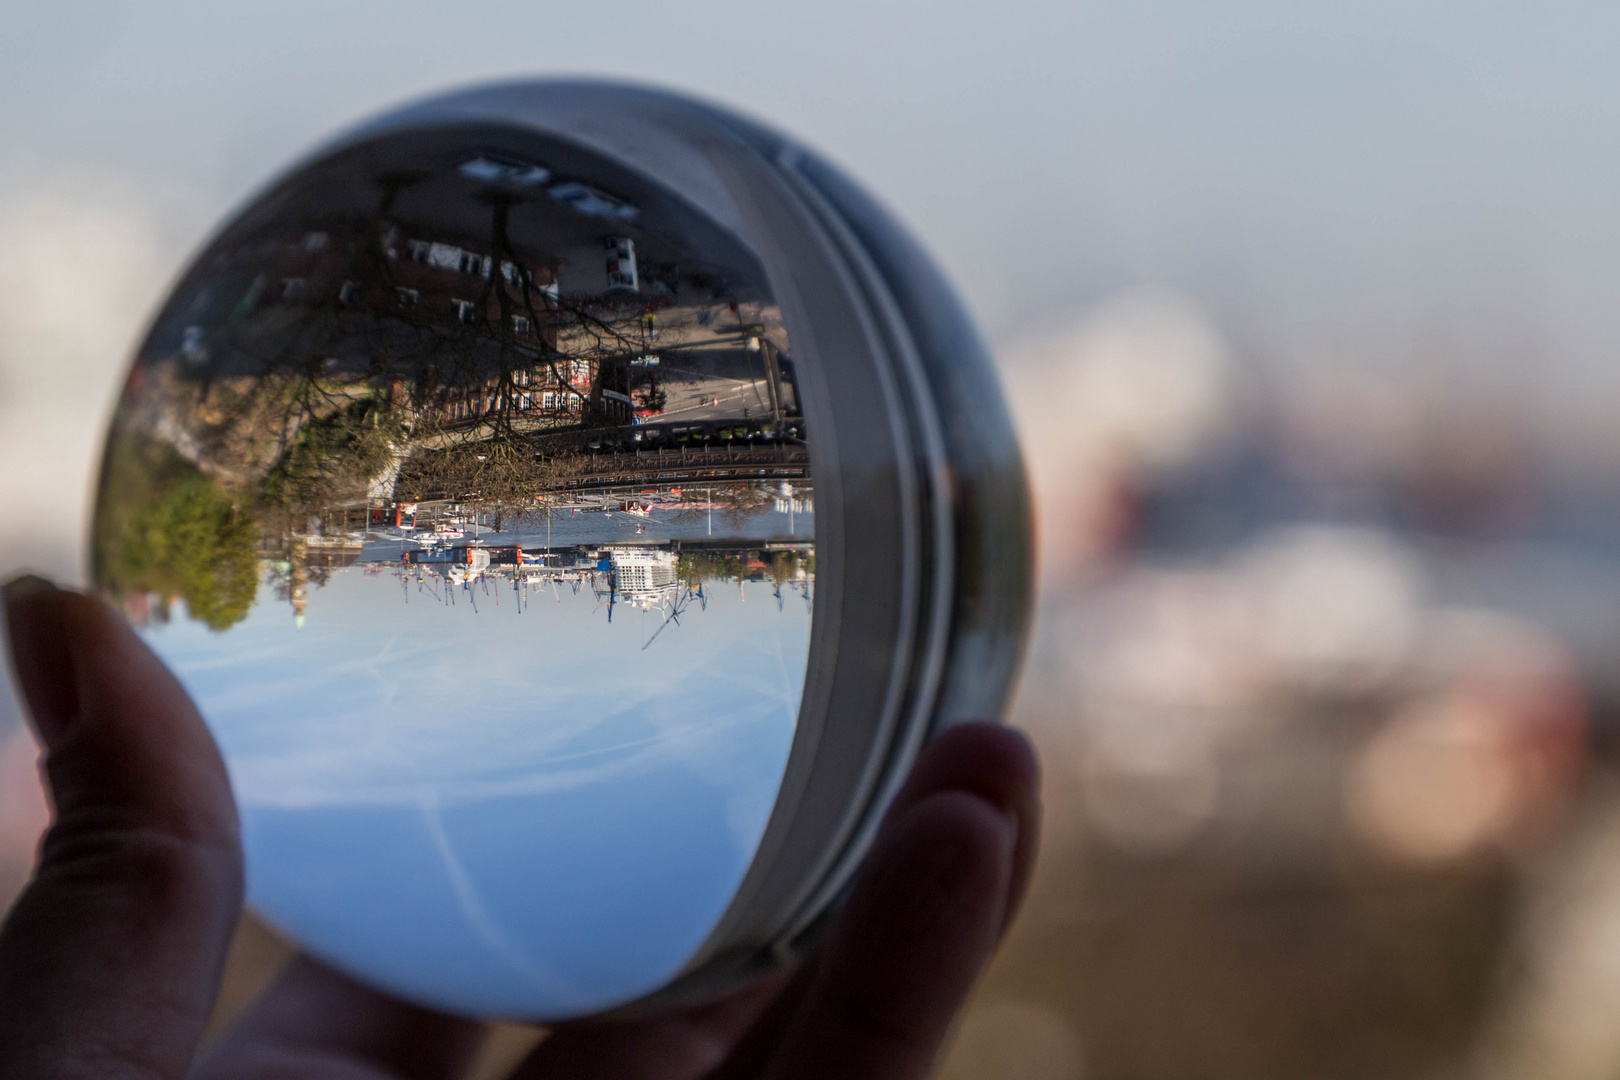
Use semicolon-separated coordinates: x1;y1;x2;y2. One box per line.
93;131;814;1016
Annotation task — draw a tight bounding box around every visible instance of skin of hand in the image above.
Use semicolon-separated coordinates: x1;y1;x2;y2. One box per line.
0;575;1040;1080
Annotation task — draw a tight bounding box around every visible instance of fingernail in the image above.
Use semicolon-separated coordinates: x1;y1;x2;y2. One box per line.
3;574;79;745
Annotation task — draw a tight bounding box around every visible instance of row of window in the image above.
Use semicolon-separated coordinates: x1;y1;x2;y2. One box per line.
278;277;541;337
443;389;586;420
292;228;568;295
508;364;591;386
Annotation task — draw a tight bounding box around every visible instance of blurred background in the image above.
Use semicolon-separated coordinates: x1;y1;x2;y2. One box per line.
7;2;1620;1076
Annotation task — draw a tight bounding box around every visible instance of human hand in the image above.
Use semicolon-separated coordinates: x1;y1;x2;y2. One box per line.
1;576;1039;1080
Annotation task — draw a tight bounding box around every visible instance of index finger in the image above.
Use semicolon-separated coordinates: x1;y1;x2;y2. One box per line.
0;577;244;1079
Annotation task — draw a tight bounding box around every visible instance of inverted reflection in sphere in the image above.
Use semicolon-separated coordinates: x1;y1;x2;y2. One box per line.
93;126;814;1017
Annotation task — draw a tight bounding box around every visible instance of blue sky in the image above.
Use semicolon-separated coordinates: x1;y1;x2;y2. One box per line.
141;560;810;1017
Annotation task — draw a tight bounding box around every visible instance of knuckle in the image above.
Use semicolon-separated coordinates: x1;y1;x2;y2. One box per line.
825;983;939;1060
37;814;244;911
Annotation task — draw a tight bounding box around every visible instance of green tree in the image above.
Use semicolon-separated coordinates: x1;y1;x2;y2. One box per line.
768;552;800;584
95;436;261;632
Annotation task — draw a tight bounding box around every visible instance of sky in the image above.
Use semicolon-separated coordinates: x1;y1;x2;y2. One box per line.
140;559;810;1017
6;1;1620;365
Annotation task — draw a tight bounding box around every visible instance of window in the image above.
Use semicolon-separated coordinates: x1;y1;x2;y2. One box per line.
512;315;530;336
604;237;638;292
180;325;207;364
395;287;419;310
458;155;551;188
338;280;359;305
453;299;478;323
552;183;639;223
427;242;462;271
281;278;306;301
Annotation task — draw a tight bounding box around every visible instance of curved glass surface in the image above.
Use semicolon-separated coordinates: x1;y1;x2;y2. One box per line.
92;128;814;1017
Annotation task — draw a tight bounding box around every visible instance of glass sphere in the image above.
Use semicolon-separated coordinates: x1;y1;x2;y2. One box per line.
92;80;1030;1020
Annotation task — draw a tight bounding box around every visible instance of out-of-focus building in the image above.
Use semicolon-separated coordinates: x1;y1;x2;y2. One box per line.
948;287;1620;1080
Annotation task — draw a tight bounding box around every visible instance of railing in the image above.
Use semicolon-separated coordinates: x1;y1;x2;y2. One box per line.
554;443;810;491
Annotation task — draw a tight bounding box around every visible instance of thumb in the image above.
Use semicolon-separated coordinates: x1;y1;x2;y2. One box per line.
0;575;243;1079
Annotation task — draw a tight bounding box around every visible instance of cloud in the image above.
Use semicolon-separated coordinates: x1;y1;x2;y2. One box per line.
0;177;183;586
149;568;807;815
0;181;170;389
